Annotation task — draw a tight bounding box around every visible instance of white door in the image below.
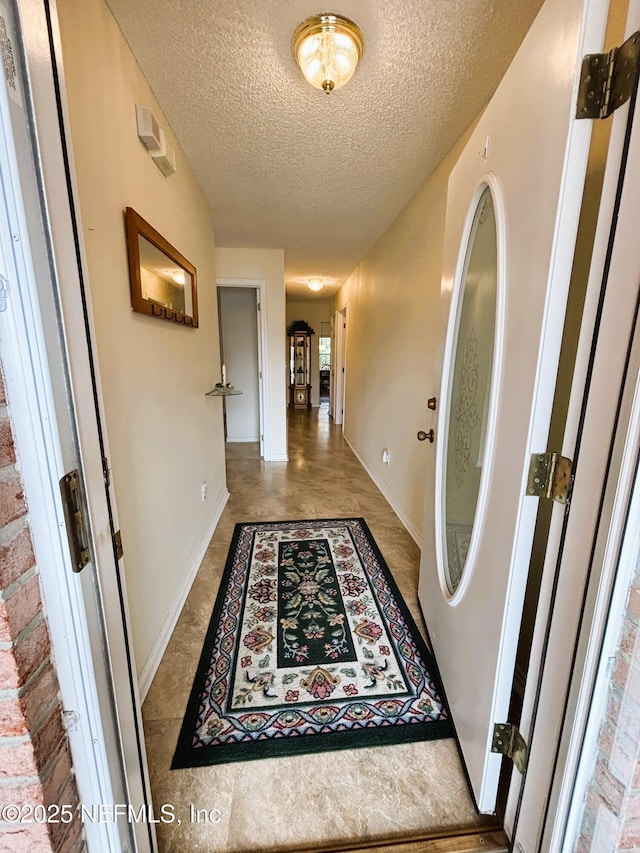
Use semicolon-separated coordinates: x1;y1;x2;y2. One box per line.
14;2;155;849
418;0;609;813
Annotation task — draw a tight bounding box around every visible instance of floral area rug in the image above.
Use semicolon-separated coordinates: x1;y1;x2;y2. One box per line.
172;518;452;768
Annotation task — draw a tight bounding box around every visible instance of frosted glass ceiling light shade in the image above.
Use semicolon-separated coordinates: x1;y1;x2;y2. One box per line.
293;14;364;94
308;278;324;292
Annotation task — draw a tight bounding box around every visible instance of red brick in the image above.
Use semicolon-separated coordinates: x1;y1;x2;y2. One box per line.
611;732;640;787
0;527;36;589
625;586;640;621
0;664;59;738
0;575;43;643
606;691;623;731
0;696;28;737
613;655;631;692
599;720;615;762
57;816;82;853
47;777;79;851
21;665;60;734
615;699;640;750
12;620;50;687
32;711;65;772
0;418;15;468
0;648;21;690
0;823;52;852
620;618;640;658
42;744;73;806
574;834;594;853
622;666;640;708
625;792;640;821
0;783;44;807
593;758;625;814
0;739;38;779
619;819;640;848
0;477;26;527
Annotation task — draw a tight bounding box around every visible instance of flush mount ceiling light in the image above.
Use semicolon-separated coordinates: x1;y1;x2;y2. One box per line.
293;14;364;94
308;278;325;292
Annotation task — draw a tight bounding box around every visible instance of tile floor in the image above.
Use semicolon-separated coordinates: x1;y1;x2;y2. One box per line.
142;406;494;852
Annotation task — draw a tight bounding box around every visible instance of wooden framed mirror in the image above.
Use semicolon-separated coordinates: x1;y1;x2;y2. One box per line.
125;207;198;327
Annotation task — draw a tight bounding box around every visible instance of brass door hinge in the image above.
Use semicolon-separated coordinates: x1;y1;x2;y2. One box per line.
59;470;90;572
102;456;111;488
577;31;640;119
492;723;528;774
526;452;573;504
112;529;124;560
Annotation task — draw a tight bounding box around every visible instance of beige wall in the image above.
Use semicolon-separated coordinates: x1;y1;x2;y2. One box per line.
57;0;227;680
215;248;287;460
286;298;333;408
334;126;475;542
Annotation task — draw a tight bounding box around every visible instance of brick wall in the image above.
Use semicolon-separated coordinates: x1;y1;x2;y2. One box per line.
576;564;640;851
0;367;84;852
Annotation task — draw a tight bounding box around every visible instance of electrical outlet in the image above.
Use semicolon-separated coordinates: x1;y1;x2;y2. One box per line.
382;449;390;465
201;481;208;502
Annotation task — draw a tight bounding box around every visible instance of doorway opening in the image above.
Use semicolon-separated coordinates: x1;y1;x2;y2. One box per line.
217;280;267;459
319;330;331;401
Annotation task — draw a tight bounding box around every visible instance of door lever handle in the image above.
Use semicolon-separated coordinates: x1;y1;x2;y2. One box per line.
417;429;435;443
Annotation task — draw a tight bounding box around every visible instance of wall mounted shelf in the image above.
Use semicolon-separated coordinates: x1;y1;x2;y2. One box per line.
205;388;243;397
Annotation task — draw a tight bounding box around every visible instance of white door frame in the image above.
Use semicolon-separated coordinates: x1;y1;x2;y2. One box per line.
13;1;155;849
217;278;268;458
333;307;347;428
506;4;640;846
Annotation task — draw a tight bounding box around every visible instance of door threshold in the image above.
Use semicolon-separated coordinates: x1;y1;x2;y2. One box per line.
296;825;508;853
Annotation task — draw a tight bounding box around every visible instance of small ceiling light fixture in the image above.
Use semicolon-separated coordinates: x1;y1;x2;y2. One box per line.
293;14;364;94
308;278;324;292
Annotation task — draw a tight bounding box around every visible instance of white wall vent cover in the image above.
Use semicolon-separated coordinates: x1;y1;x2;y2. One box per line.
152;128;176;177
135;104;161;150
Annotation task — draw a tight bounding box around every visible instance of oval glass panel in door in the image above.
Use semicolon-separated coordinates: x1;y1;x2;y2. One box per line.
443;186;498;595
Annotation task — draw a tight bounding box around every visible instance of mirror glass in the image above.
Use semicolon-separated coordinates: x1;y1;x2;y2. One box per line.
125;207;198;327
442;186;498;595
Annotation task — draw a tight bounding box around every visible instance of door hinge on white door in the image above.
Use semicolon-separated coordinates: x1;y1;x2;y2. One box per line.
526;452;573;504
112;529;124;560
102;455;110;487
576;31;640;119
59;470;90;572
492;722;528;774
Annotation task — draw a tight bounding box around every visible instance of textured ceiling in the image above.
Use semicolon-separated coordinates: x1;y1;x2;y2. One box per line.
105;0;545;299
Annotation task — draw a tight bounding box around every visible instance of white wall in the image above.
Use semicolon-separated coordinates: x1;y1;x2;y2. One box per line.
334;125;475;542
215;250;287;461
219;287;260;441
286;298;333;408
57;0;227;683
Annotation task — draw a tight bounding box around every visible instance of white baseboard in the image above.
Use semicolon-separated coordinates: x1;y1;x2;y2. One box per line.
266;453;288;462
226;435;260;443
343;434;422;547
138;487;230;700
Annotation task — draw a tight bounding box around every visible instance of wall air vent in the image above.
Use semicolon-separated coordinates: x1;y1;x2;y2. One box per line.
151;128;176;177
135;104;161;150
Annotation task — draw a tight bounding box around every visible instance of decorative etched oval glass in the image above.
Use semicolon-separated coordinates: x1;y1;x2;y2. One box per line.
441;186;498;595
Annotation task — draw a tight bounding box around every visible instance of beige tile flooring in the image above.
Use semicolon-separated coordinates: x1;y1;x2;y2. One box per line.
142;406;495;852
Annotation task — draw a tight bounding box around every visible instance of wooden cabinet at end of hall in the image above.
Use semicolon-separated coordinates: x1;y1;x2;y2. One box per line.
287;320;314;409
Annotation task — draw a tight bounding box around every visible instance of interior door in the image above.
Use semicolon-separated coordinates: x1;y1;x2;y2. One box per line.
418;0;609;814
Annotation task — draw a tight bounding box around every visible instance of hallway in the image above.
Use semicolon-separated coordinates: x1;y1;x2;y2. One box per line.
142;407;503;852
